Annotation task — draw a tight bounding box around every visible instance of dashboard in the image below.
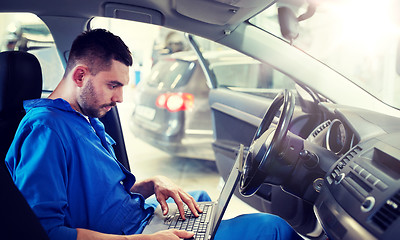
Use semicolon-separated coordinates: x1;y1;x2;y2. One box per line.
311;103;400;240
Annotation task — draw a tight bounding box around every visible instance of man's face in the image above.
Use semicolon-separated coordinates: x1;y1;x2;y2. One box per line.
77;60;129;118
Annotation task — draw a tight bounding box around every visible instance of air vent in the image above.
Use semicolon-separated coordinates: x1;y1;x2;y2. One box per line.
372;191;400;231
341;146;362;163
311;120;331;138
327;146;363;185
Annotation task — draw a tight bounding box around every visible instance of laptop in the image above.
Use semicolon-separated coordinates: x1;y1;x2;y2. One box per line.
142;144;244;240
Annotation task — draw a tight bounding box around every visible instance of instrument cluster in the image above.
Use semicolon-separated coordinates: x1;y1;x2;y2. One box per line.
326;119;354;155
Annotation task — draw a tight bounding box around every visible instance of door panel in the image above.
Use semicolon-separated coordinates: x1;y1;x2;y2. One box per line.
209;88;272;209
210;88;272;146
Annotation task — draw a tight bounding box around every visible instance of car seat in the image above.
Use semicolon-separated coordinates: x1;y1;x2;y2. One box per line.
0;51;49;239
100;106;131;171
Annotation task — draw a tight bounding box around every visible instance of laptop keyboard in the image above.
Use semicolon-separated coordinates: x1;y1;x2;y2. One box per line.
167;203;213;240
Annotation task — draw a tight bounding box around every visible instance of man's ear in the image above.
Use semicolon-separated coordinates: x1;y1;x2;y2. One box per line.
72;66;89;87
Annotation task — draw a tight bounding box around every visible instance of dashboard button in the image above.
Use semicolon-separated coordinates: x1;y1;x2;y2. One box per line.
326;175;333;185
349;162;357;169
354;166;363;174
366;174;378;185
359;169;370;179
375;180;388;191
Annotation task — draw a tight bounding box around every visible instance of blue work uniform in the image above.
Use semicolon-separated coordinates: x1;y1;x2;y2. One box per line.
6;98;302;240
6;98;154;239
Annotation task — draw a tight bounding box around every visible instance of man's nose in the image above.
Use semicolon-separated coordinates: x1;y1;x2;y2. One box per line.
112;88;124;103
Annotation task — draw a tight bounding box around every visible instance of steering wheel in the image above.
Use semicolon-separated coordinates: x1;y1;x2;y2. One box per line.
240;90;295;196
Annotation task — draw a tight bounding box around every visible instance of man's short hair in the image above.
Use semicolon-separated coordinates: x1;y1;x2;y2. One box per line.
65;29;132;76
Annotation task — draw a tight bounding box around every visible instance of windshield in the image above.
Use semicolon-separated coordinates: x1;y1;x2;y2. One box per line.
250;0;400;109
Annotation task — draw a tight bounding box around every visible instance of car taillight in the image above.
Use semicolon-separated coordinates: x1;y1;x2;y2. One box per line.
156;93;194;112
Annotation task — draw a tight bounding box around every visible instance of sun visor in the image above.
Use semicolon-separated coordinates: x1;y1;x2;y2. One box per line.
174;0;276;26
103;3;163;25
213;0;274;8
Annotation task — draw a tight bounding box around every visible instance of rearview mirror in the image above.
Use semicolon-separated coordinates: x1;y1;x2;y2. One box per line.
278;7;299;44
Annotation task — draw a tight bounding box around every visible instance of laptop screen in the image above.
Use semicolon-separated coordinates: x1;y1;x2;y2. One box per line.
210;144;243;238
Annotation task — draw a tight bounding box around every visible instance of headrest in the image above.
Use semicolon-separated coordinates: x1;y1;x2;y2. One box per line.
0;51;43;115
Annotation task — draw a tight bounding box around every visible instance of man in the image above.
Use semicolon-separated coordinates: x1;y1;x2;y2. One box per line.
6;29;301;240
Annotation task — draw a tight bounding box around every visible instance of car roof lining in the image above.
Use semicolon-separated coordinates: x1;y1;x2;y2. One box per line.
173;0;275;26
0;0;277;42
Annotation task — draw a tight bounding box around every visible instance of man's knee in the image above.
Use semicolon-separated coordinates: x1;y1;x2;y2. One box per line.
218;213;301;240
188;190;211;202
257;213;288;227
254;213;301;239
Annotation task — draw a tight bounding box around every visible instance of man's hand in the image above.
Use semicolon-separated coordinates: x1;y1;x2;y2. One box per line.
153;176;202;219
77;228;194;240
131;175;202;220
146;229;195;240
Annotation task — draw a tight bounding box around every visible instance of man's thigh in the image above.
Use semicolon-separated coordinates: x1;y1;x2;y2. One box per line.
215;213;302;240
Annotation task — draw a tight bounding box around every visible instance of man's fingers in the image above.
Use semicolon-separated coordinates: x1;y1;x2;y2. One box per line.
174;197;186;220
192;196;203;214
180;192;201;217
157;195;169;215
172;229;195;239
152;229;194;239
161;202;169;215
152;176;203;220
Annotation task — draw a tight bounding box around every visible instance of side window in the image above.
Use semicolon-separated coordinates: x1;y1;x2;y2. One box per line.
0;13;64;92
191;36;295;99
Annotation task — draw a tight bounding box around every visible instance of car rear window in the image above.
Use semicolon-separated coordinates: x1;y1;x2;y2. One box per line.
145;59;194;89
0;13;64;92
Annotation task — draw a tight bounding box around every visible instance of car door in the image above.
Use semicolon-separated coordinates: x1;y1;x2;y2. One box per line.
188;34;325;234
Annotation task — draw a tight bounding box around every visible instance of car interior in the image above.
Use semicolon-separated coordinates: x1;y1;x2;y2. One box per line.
1;0;400;240
0;50;49;239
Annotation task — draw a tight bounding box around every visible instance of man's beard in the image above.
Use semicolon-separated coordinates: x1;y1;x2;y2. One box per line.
78;78;115;118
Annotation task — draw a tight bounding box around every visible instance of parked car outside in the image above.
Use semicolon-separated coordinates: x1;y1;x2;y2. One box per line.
130;49;274;160
130;51;213;160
